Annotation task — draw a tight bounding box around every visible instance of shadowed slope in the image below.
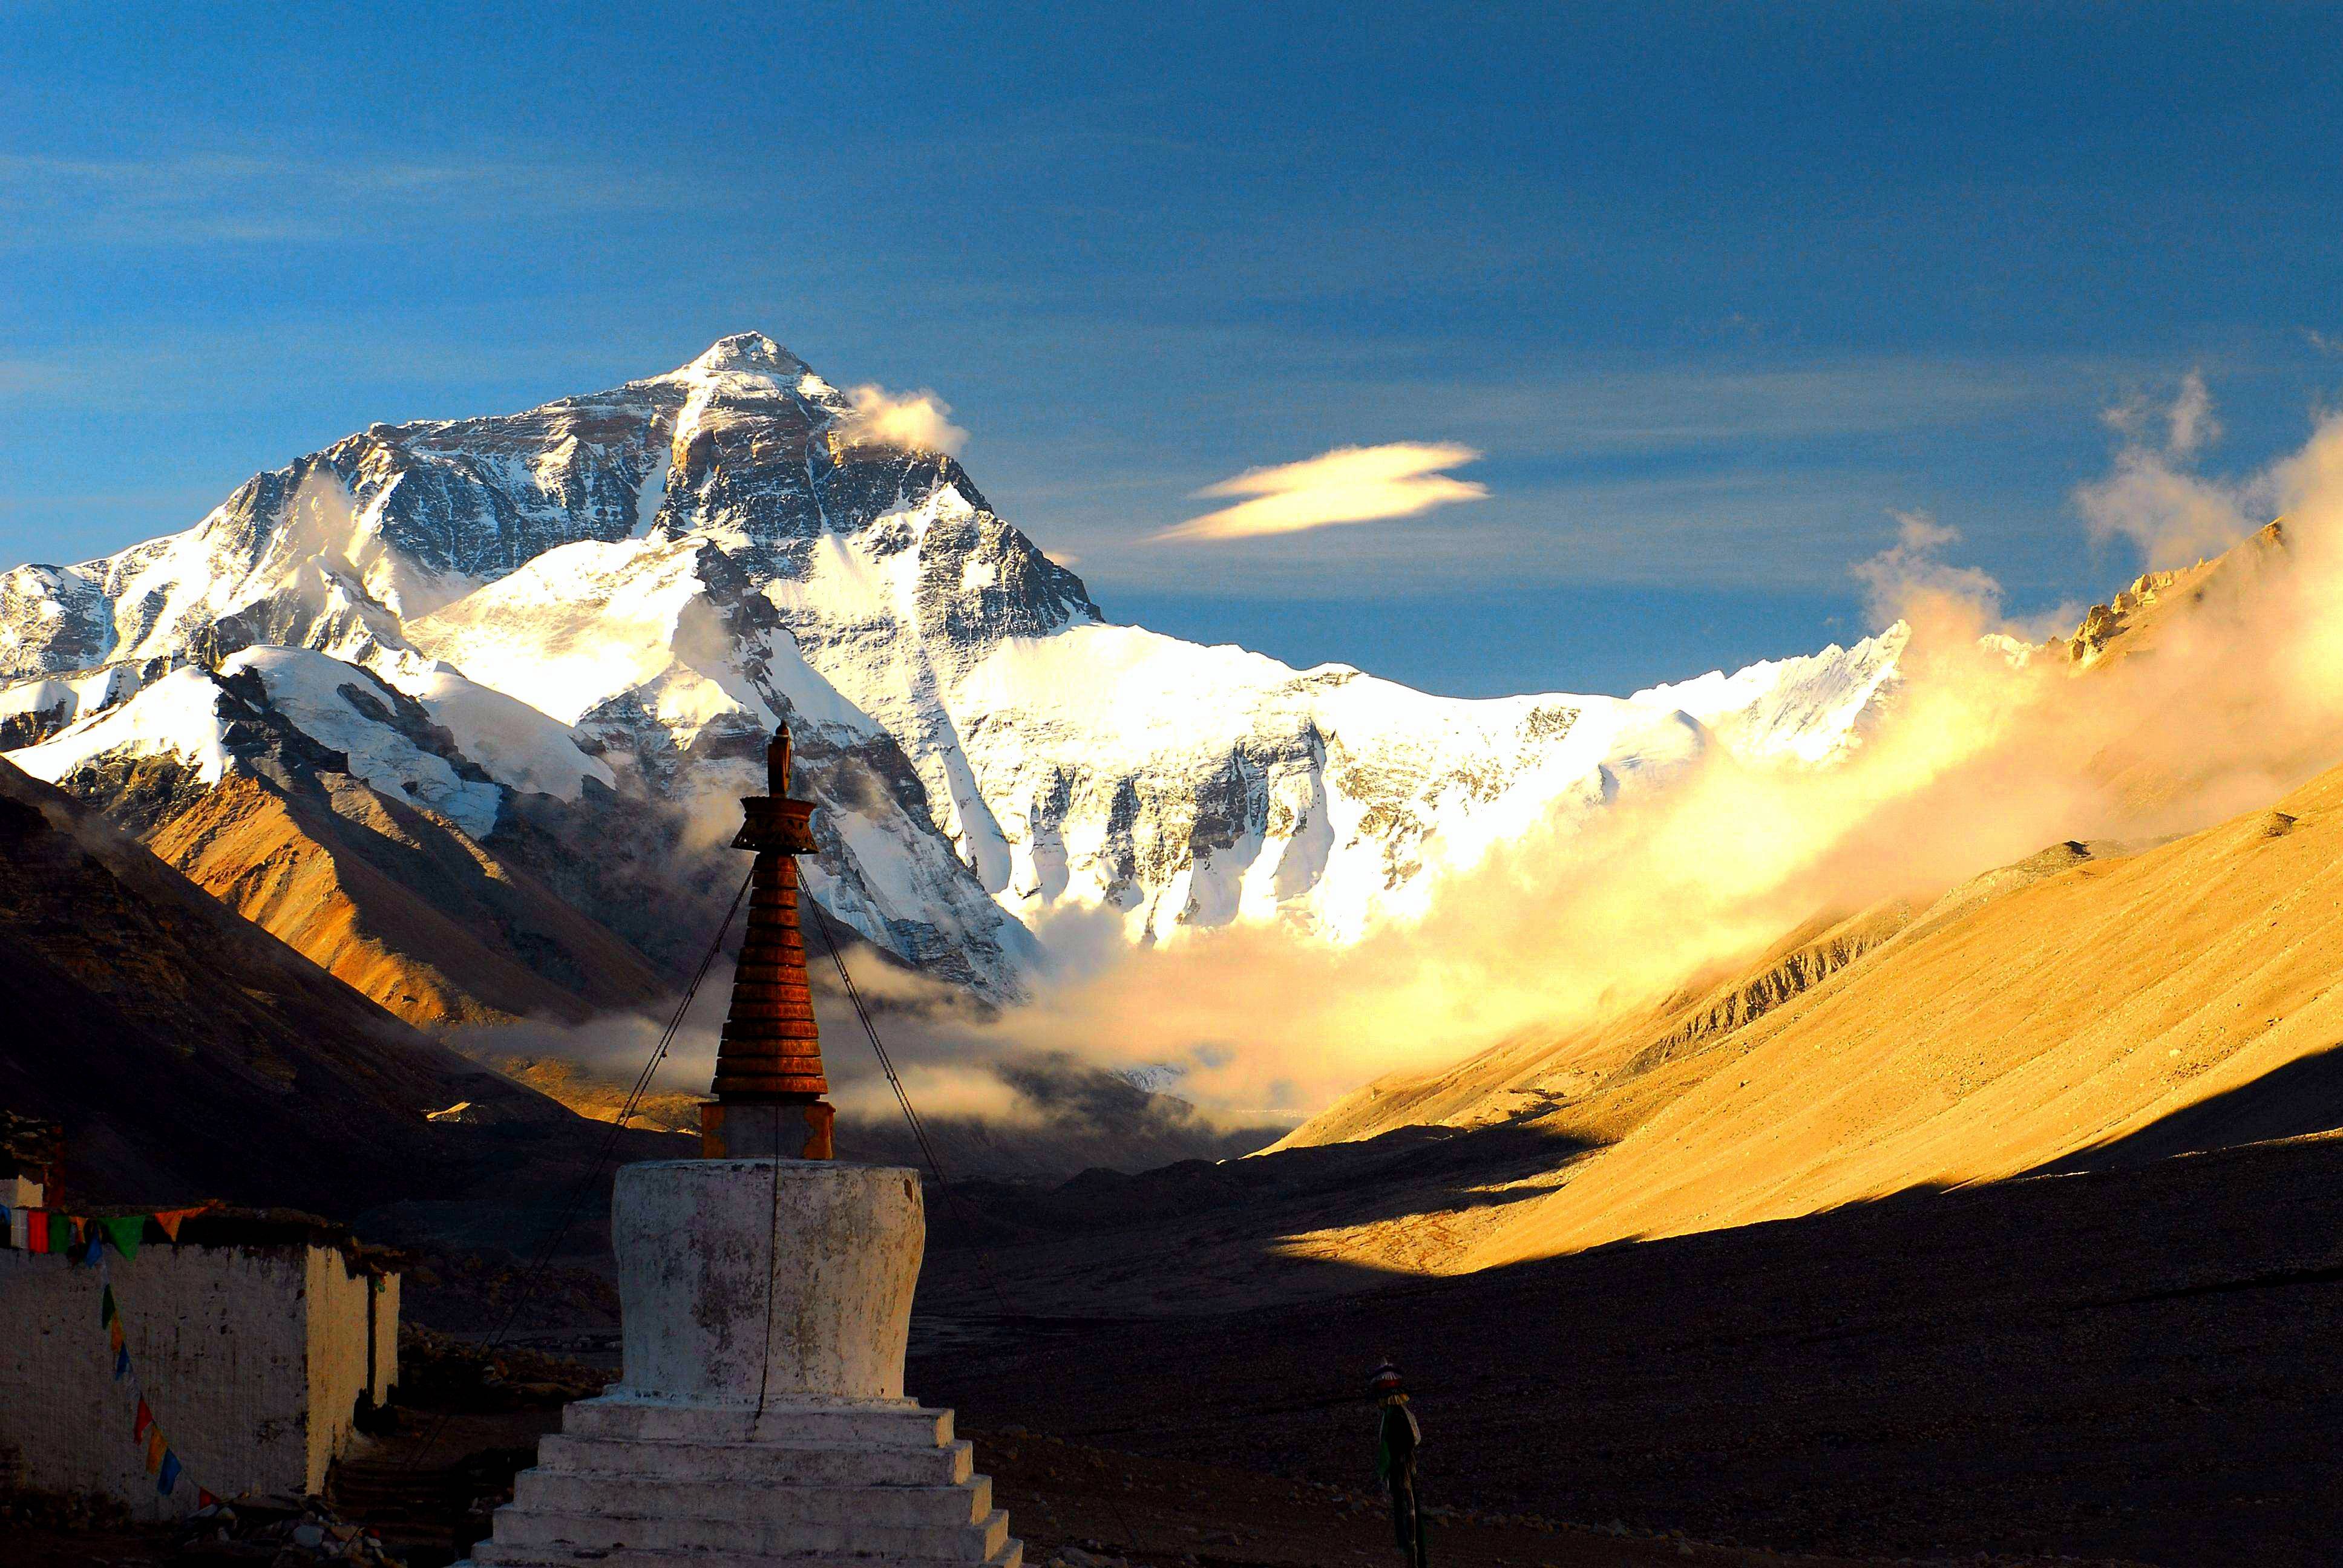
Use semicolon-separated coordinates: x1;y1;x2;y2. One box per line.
0;755;582;1212
57;746;665;1030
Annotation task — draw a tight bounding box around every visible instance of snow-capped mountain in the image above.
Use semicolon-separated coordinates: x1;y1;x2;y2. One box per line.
0;334;1905;1018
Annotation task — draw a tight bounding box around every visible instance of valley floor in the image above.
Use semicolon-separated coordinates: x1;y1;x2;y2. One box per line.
0;1434;1966;1568
23;1129;2318;1566
911;1129;2343;1567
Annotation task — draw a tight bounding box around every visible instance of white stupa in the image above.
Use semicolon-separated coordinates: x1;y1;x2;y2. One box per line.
464;727;1020;1568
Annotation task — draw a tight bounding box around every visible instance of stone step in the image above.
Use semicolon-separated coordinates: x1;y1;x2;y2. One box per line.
511;1469;991;1529
537;1434;974;1487
559;1399;953;1449
466;1534;1023;1568
483;1502;1012;1562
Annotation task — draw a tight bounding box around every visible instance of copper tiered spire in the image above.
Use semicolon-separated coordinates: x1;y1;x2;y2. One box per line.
701;722;836;1160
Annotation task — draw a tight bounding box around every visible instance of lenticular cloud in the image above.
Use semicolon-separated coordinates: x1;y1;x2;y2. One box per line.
1156;440;1489;543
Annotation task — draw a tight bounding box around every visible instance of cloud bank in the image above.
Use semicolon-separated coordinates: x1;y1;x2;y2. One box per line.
895;377;2343;1124
1156;442;1488;543
495;375;2343;1157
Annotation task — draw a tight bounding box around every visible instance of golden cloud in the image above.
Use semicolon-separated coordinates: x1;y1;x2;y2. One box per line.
837;384;968;457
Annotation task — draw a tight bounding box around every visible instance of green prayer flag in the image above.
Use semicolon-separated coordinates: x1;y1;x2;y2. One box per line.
100;1284;116;1326
47;1217;71;1255
98;1216;143;1261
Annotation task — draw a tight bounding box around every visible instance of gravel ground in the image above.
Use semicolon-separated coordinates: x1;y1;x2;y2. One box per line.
911;1132;2343;1566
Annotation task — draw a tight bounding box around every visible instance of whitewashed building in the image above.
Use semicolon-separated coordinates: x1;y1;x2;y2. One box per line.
0;1197;400;1521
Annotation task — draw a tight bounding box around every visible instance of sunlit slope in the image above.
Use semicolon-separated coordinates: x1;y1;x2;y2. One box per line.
1455;768;2343;1266
1276;517;2343;1271
141;767;663;1028
1271;901;1919;1152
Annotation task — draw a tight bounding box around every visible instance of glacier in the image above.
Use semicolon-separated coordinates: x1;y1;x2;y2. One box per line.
0;333;1908;1009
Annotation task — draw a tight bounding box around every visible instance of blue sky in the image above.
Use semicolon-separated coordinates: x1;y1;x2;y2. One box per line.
7;2;2343;696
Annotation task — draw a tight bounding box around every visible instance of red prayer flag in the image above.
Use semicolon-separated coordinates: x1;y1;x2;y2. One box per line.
196;1488;220;1510
133;1398;153;1441
25;1210;47;1252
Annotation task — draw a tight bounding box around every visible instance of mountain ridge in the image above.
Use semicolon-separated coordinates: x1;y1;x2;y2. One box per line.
0;335;1907;1029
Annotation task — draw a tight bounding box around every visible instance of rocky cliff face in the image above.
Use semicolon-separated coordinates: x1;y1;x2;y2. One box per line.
0;334;1906;1018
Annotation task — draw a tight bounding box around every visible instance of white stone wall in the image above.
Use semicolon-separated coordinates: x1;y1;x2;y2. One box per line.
0;1242;396;1520
372;1273;401;1416
301;1251;400;1491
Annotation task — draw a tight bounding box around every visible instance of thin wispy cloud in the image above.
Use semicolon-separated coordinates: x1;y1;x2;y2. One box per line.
1328;354;2125;457
2077;371;2259;570
2101;368;2220;460
0;149;695;250
1850;509;2002;627
1155;441;1488;543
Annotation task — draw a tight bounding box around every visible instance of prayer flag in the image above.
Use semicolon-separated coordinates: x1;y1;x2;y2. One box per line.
114;1345;129;1382
25;1210;47;1252
133;1398;153;1442
47;1215;70;1254
80;1232;103;1266
0;1203;10;1247
145;1426;165;1474
157;1449;182;1496
196;1488;219;1511
152;1207;205;1242
99;1285;115;1326
109;1316;124;1355
99;1217;143;1261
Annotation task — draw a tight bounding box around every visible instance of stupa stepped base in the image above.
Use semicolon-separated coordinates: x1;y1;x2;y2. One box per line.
464;1398;1020;1568
471;1547;1019;1568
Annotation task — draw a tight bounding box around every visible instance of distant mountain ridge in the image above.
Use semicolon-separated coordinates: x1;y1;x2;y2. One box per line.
0;333;1907;1025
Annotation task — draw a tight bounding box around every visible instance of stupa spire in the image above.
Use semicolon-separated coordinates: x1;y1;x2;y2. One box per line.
701;720;836;1159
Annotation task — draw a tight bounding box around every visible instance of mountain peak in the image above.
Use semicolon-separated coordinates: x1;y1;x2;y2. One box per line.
678;332;807;382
